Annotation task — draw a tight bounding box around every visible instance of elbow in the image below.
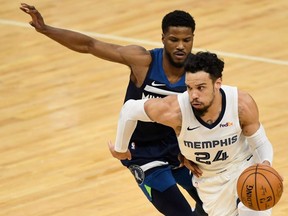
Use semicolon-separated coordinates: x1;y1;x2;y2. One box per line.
122;99;151;122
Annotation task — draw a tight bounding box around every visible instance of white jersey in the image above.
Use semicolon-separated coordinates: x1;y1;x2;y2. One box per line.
177;85;251;177
177;85;272;216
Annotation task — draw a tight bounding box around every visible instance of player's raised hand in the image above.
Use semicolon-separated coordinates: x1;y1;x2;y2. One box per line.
108;141;132;160
20;3;46;32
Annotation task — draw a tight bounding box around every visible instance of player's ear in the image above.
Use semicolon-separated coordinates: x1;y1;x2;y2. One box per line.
215;77;222;89
161;33;165;44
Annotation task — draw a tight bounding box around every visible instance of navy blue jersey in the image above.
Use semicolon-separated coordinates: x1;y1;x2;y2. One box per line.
121;48;187;167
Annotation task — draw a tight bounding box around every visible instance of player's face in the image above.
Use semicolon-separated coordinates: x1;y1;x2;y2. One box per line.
185;71;221;116
162;26;194;68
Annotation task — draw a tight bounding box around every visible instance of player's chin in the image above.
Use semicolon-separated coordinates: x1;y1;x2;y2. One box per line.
171;61;184;68
171;58;187;68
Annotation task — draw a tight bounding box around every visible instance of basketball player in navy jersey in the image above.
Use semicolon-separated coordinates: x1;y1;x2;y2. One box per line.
20;3;207;216
110;51;275;216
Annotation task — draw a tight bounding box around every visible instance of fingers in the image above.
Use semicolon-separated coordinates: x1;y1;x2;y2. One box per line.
107;140;115;155
20;7;29;14
107;140;112;149
20;3;36;9
20;3;37;14
192;165;203;178
29;21;35;27
187;164;201;177
262;160;271;166
107;140;132;160
20;2;46;31
126;150;132;160
183;157;203;177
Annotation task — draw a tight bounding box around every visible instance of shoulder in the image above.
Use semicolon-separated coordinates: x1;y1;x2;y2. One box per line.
120;45;151;59
121;45;152;85
238;89;259;127
238;90;257;111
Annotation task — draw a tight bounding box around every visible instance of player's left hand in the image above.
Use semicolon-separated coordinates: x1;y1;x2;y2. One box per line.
20;3;46;32
108;140;132;160
178;153;203;177
261;161;284;181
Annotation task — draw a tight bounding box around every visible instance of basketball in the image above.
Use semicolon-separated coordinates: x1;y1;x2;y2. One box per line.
237;164;283;211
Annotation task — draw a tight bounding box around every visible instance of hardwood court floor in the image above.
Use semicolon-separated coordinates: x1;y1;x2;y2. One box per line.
0;0;287;215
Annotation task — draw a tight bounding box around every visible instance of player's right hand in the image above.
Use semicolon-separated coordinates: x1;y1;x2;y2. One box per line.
20;3;46;31
108;141;132;160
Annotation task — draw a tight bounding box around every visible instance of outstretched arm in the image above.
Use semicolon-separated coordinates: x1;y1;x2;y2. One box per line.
109;96;180;160
19;3;151;67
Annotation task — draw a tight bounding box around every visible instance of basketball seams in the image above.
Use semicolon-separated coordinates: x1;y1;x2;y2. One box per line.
255;164;260;210
256;166;284;199
256;167;283;185
239;173;251;201
256;172;276;208
238;172;257;210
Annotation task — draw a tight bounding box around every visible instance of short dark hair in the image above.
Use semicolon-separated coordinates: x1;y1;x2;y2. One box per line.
184;52;224;81
162;10;196;34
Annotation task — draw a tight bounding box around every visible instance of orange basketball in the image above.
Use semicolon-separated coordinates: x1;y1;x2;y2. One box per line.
237;164;283;211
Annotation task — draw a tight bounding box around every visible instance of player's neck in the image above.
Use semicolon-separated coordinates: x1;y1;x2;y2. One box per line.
162;56;185;84
201;92;223;124
164;67;185;84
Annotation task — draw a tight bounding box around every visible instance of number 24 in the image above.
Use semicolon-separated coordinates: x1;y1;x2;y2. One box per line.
195;150;229;164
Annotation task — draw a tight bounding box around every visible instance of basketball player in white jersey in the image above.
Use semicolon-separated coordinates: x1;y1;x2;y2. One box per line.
109;51;275;216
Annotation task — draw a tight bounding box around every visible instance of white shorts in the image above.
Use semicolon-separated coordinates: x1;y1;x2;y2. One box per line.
192;158;272;216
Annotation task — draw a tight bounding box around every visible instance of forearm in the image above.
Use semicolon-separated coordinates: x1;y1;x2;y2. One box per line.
246;124;273;165
38;25;94;53
114;99;152;152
